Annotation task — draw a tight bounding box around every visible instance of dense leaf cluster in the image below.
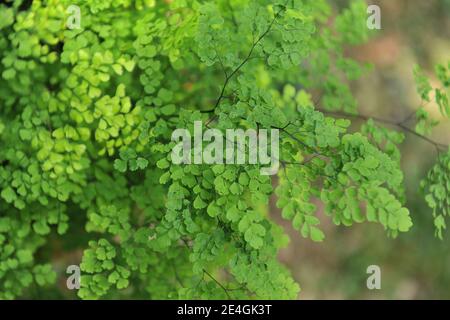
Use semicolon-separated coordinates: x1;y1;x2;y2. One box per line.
0;0;448;300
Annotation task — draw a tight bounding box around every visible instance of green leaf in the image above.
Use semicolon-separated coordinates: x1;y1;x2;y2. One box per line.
1;187;17;203
156;158;170;169
136;157;149;169
310;227;325;242
397;208;412;232
17;250;33;264
114;159;127;173
193;196;207;209
226;206;241;222
207;202;220;217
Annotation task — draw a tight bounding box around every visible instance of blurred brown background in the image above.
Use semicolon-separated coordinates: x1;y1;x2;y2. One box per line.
273;0;450;299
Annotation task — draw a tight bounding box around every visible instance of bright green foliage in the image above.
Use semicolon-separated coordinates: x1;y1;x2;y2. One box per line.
413;63;450;134
413;62;450;238
422;151;450;239
0;0;445;300
78;239;132;299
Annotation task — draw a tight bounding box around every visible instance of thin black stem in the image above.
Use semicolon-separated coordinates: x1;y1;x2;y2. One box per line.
317;108;448;152
202;269;232;299
206;4;285;126
172;263;185;288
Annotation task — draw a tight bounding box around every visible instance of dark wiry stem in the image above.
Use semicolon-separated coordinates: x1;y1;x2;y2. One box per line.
317;108;449;153
202;269;232;299
206;3;286;126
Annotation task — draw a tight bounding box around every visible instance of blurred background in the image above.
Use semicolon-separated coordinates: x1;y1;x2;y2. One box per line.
273;0;450;299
